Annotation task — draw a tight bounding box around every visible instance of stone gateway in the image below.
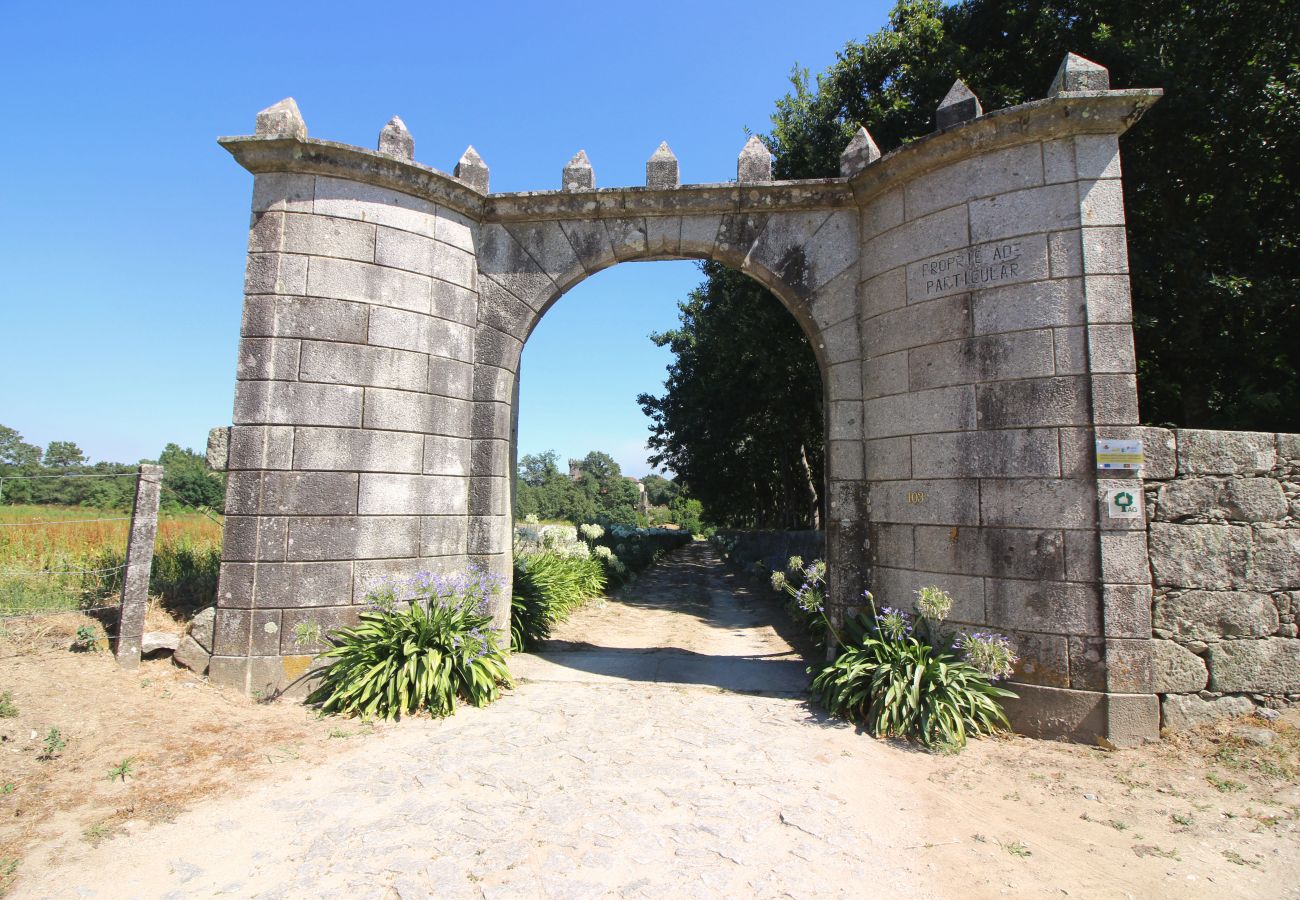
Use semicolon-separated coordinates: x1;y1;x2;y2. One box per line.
209;54;1174;745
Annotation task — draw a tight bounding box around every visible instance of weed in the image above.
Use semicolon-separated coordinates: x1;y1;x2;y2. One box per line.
1170;813;1193;826
0;858;17;879
1;783;14;795
0;692;17;718
1133;844;1180;860
82;823;115;846
328;728;353;739
106;757;135;782
71;624;99;652
292;621;322;648
1206;772;1246;793
1222;849;1260;868
998;839;1031;858
38;727;66;760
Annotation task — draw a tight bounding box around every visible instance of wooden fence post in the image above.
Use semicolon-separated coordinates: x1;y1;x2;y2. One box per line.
114;464;163;668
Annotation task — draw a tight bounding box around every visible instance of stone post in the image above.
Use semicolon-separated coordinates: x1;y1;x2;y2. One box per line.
115;464;163;669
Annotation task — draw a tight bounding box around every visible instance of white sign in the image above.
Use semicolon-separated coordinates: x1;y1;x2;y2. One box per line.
1106;488;1142;519
1097;439;1144;470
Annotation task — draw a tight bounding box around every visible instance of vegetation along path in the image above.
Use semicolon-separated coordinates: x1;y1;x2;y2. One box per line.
17;544;1296;897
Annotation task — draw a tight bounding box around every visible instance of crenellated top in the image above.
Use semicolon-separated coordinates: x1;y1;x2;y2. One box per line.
218;53;1160;223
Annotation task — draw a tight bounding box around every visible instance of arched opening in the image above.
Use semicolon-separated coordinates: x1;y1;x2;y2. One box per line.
503;251;830;692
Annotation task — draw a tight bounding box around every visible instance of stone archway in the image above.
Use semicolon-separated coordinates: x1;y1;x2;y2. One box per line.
210;53;1163;745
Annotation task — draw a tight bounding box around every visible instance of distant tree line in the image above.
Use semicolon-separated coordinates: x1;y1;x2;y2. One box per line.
641;0;1299;531
0;423;225;512
514;449;701;531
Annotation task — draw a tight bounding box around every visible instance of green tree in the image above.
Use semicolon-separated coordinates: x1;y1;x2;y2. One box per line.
158;443;225;511
641;473;680;507
43;440;87;469
0;425;41;469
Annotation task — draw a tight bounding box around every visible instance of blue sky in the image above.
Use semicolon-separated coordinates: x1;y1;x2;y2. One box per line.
1;1;893;478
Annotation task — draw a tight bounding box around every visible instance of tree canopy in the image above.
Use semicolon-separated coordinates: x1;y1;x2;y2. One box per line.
640;0;1298;530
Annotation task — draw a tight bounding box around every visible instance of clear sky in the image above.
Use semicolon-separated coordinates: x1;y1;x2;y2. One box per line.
1;0;894;478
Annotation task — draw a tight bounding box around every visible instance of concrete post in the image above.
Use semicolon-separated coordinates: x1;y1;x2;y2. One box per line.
115;464;163;668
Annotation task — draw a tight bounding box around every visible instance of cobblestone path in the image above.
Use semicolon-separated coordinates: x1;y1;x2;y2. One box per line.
21;543;937;898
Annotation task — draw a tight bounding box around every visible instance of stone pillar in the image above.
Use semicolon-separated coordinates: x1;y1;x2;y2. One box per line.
115;464;162;669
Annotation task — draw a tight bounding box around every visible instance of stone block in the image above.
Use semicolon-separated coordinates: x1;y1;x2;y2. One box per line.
252;173;315;214
421;516;470;557
1063;529;1099;581
358;473;468;515
866;479;980;525
1248;527;1300;590
313;175;437;238
1099;530;1151;584
468;515;512;555
1042;139;1074;184
1087;323;1136;373
366;389;471;437
679;214;725;258
1073;134;1122;180
1090;373;1140;425
469;438;511;479
826;360;862;405
468;475;511;517
287;516;421;562
454;146;489;193
236;337;300;381
255;97;306;138
868;566;984;623
1079;180;1126;230
860;265;906;320
377;115;413;159
828;439;863;481
1104;638;1153;693
1080;226;1129;274
424;435;471;477
819;317;861;368
905;143;1043;221
839;126;880;177
1103;584;1152;638
1155;476;1287;522
246;561;354;609
217;563;254;608
1051;326;1087;375
909;329;1055;390
1153;590;1279;640
871;523;914;570
474;326;524;373
862;205;967;275
986;578;1101;635
206;426;230;472
913;524;1064;580
430;280;478;328
172;635;210;675
1148;523;1251;589
1160;693;1254;732
1011;632;1070;687
1207;637;1300;693
980;478;1095;529
248;610;283;656
506;220;584;287
863;385;975;440
374;226;440;276
645;215;682;258
1083;274;1132;324
281;606;360;655
736;135;772;183
862;351;907;400
976;375;1089;429
1177;429;1277;475
968;183;1079;243
245;252;308;296
435;208;476;254
1139;427;1176;480
282;213;375;262
646;142;679;189
306;256;432;313
861;188;903;242
221;516;287;561
934;80;982;130
242;295;369;344
971;276;1084;335
428;358;474;401
1049;52;1111;95
227;425;295;471
912;428;1060;479
1066;636;1107;691
1149;640;1208;693
291;426;423;473
827;400;862;441
225;471;358;516
367;305;428;354
562;149;594;191
213;608;251;657
1002;683;1105;742
1058;427;1095;478
863;436;912;481
1048;229;1083;278
472;401;513;442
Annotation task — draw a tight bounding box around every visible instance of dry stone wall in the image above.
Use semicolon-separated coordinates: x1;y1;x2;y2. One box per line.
1142;428;1300;730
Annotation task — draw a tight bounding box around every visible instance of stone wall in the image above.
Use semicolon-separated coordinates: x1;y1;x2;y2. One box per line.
1142;428;1300;729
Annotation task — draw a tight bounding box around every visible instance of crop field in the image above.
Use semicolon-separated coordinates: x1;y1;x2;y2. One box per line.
0;505;222;619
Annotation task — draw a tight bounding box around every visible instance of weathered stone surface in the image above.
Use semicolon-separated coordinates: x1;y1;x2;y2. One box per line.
172;635;210;675
562;150;594;192
1148;523;1251;589
1208;638;1300;693
1139;426;1176;479
1161;693;1254;732
206;426;230;471
454;146;489;193
1178;429;1276;475
142;632;180;655
377;116;413;159
935;80;982;130
1248;528;1300;590
1155;477;1287;522
1153;590;1279;640
646;142;679;189
189;606;216;653
737;135;772;183
255;98;306;139
1148;639;1208;693
839;126;880;177
1048;52;1110;95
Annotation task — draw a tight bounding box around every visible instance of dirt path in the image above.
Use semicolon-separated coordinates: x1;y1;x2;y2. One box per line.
12;544;1299;898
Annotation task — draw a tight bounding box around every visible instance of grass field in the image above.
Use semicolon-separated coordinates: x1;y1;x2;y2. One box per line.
0;505;222;620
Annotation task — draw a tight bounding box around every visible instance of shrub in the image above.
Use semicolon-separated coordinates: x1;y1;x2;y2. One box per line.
510;551;606;651
308;568;511;720
790;571;1017;750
